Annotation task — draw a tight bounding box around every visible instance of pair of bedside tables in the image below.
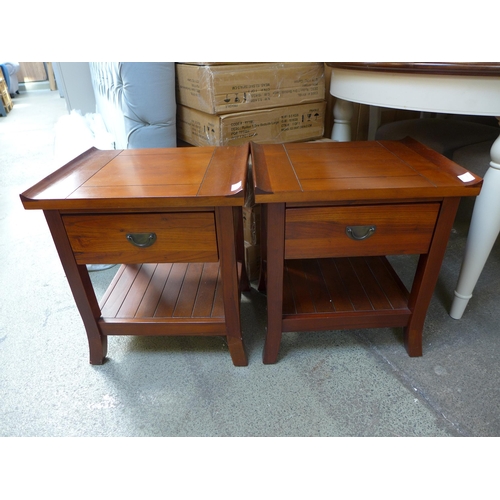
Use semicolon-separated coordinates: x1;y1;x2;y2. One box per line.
21;139;482;365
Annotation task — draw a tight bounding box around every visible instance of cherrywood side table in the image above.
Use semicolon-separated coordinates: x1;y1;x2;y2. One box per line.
21;145;250;366
251;138;482;364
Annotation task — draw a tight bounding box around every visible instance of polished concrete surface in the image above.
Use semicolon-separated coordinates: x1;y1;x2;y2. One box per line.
1;88;500;439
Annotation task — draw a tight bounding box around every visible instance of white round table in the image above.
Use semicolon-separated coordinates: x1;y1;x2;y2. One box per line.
327;62;500;319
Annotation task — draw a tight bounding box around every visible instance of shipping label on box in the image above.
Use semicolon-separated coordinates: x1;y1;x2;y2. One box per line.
177;101;326;147
176;62;325;115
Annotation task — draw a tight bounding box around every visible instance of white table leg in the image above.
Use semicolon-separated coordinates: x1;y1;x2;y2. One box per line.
331;98;353;142
450;133;500;319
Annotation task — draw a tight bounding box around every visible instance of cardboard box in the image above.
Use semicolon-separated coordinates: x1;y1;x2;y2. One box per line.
177;101;326;147
244;242;261;282
176;62;325;115
0;76;13;114
179;63;250;66
243;205;261;246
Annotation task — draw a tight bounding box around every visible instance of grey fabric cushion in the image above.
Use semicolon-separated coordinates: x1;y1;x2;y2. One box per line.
375;118;499;158
89;62;177;149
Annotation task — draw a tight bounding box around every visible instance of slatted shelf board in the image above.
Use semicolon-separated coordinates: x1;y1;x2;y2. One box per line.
97;262;242;336
281;256;412;332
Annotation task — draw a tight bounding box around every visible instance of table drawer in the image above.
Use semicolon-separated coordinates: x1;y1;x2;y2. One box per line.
62;212;219;264
285;203;440;259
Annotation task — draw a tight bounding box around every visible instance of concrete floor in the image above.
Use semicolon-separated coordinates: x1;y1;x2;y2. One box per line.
1;87;500;443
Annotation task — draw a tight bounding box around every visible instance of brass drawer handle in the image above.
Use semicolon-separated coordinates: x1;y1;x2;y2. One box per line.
346;225;376;241
126;232;157;247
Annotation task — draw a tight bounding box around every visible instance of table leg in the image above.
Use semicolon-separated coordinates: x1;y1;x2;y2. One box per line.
262;203;285;364
44;210;107;364
450;133;500;319
257;204;268;293
235;207;250;293
330;98;354;142
405;198;461;355
215;207;247;366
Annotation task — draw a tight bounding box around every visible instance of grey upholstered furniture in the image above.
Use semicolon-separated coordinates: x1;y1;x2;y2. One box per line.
89;62;177;149
0;61;20;96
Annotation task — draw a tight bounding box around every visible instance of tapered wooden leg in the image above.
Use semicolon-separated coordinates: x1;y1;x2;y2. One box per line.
216;207;248;366
44;210;107;364
258;204;268;293
404;198;461;356
262;203;285;364
234;207;250;292
226;336;247;367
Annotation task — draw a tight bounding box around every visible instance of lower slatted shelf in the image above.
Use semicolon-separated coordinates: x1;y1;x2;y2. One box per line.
98;262;228;336
282;256;412;332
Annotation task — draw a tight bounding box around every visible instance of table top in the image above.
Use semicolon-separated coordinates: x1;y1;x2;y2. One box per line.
326;62;500;76
327;63;500;115
21;145;249;211
251;138;482;204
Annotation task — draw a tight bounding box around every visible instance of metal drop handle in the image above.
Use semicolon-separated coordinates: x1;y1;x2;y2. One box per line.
345;225;376;241
126;232;157;247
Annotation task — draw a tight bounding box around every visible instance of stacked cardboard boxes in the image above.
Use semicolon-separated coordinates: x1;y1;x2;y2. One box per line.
176;62;327;280
242;204;261;281
0;75;13;116
176;62;326;147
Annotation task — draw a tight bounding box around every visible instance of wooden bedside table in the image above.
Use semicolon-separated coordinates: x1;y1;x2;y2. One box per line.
251;138;482;364
21;145;250;366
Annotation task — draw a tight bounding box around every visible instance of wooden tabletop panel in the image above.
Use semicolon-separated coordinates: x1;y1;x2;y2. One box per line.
251;138;482;203
21;145;250;210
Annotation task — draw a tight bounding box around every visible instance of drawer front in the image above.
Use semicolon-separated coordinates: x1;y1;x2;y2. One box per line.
285;203;440;259
63;213;218;264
